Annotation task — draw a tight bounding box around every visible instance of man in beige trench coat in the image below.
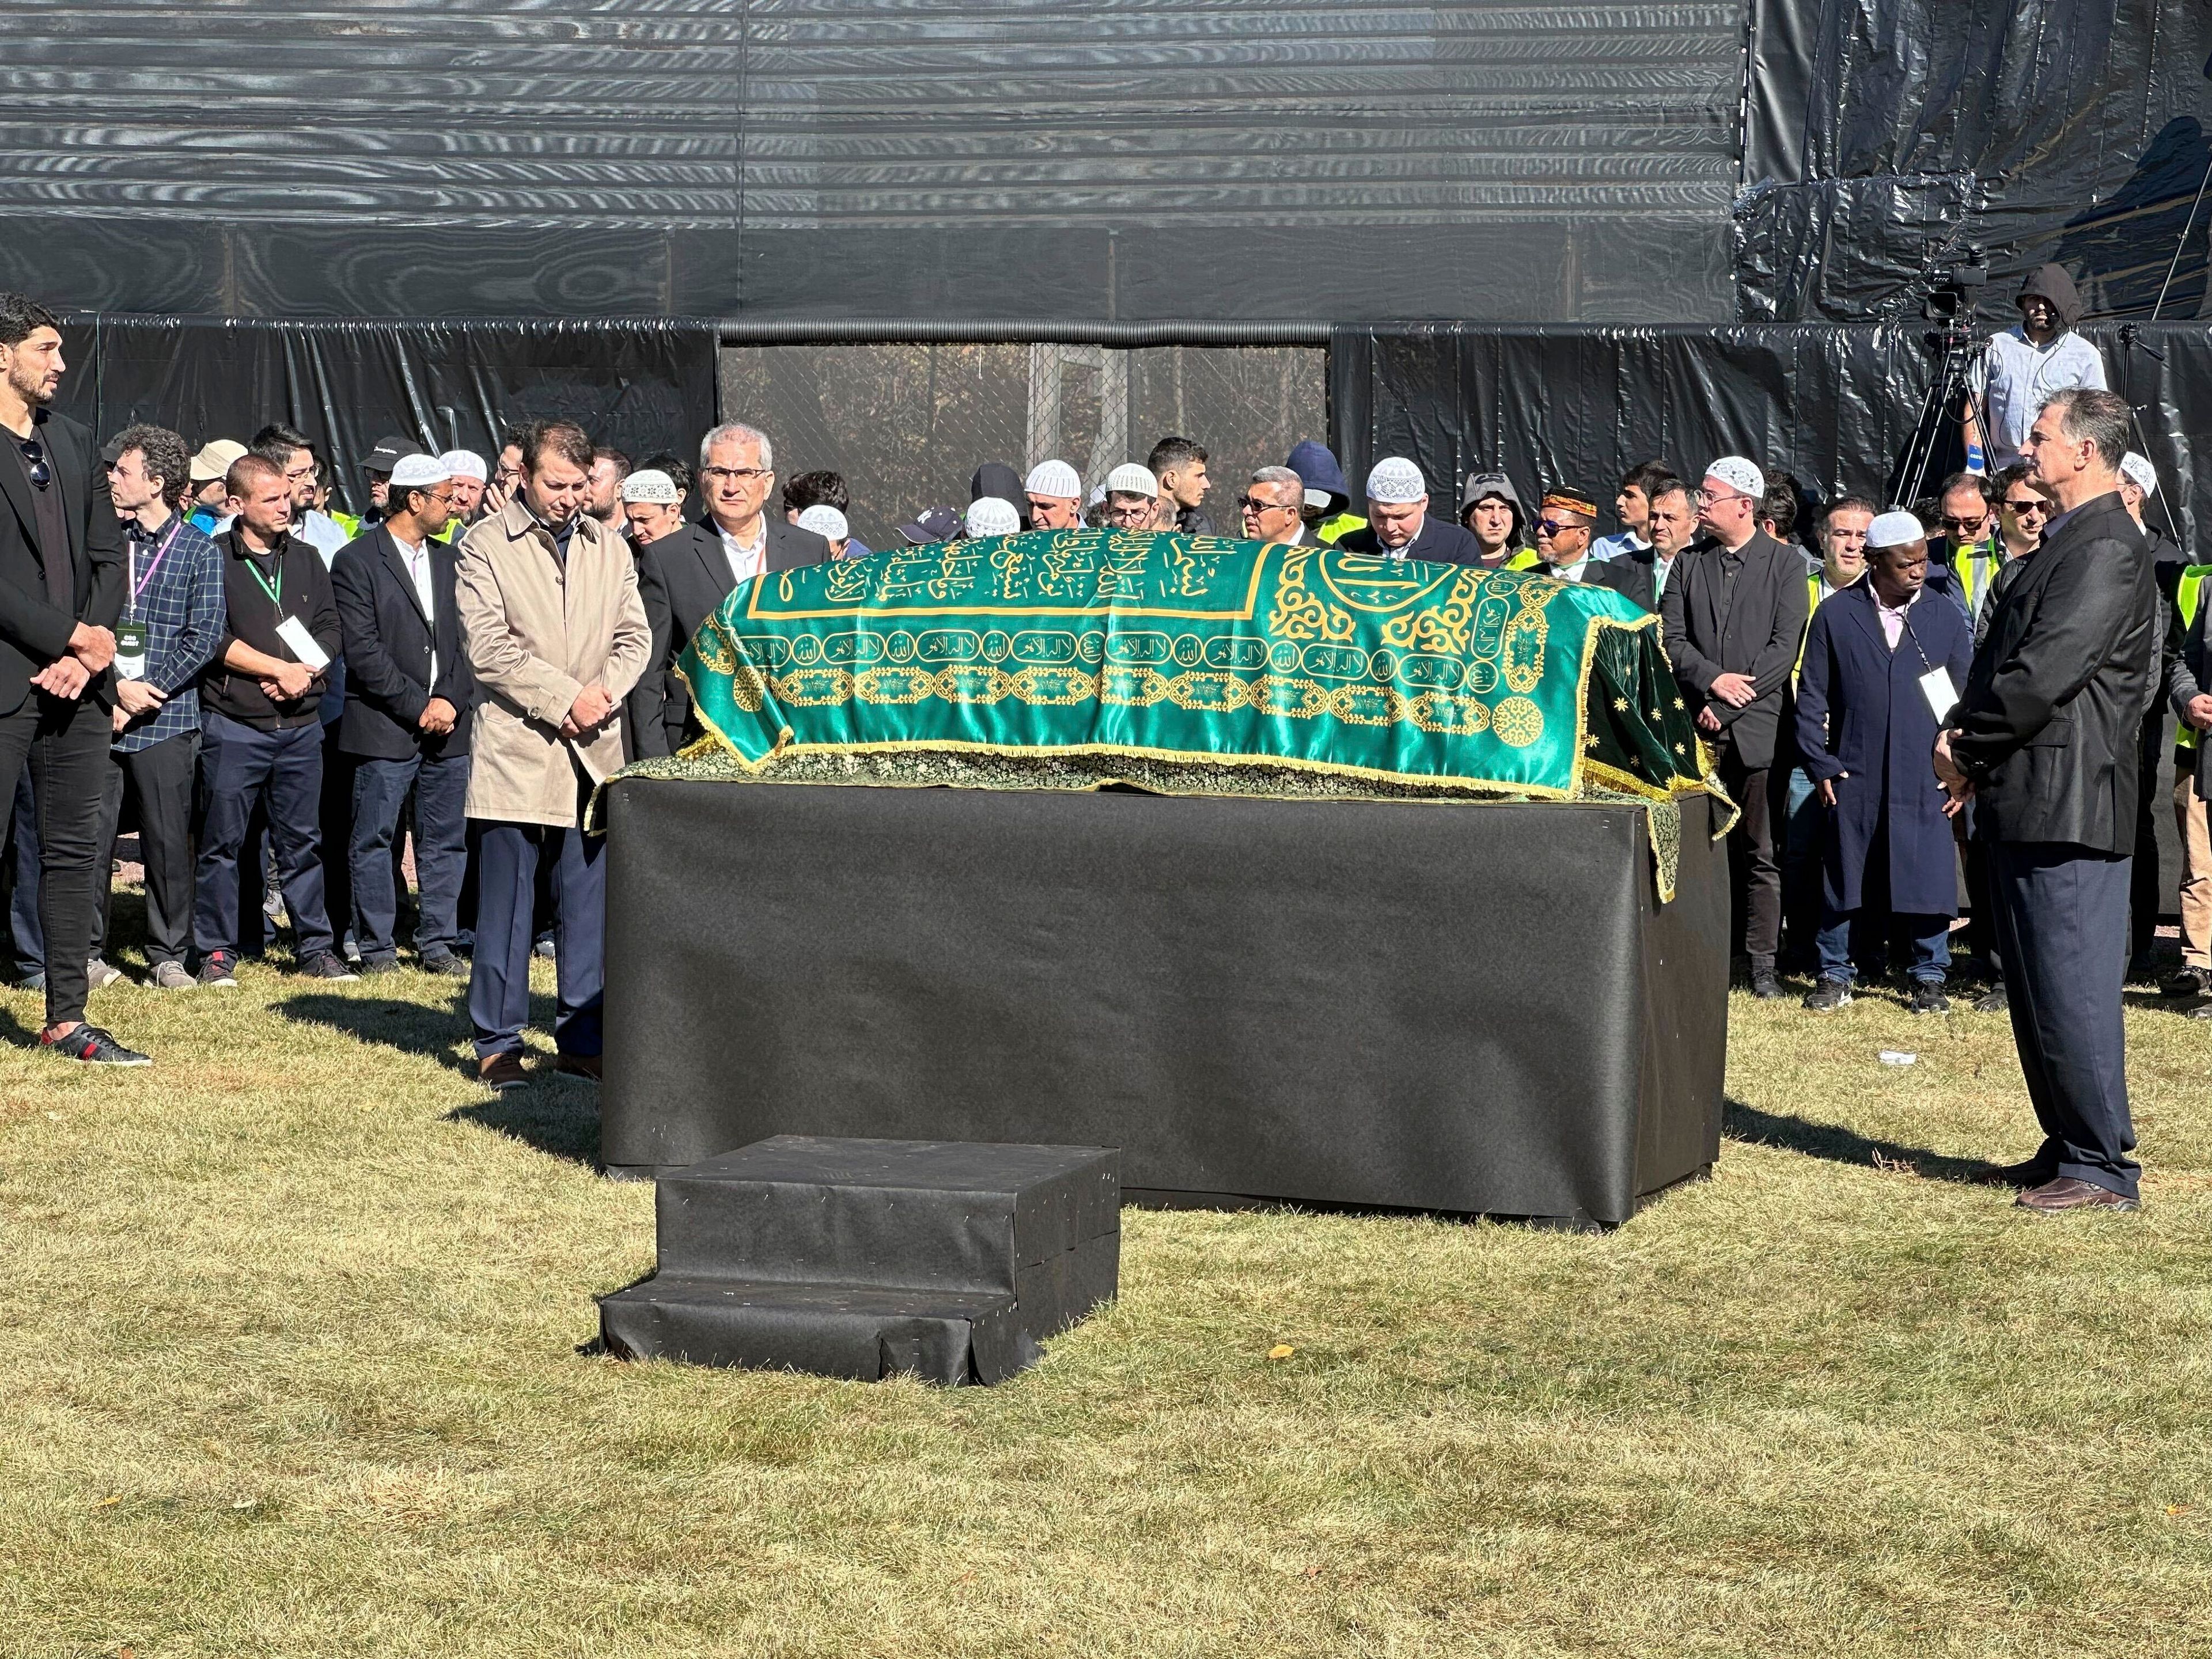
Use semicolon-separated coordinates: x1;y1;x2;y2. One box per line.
455;419;652;1090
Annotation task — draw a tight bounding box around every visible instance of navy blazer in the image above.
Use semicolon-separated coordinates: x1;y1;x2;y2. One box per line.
1794;579;1974;916
1334;515;1487;567
329;524;475;760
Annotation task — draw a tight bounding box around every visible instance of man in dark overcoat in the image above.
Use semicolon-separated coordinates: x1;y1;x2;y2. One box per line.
1794;513;1975;1013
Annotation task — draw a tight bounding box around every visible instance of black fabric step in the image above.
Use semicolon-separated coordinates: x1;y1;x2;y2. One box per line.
654;1135;1120;1291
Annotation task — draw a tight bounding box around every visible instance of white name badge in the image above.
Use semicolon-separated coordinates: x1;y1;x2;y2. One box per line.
275;615;331;672
1919;665;1960;721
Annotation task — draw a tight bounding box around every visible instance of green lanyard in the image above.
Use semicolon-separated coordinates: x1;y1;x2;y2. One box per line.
243;549;283;611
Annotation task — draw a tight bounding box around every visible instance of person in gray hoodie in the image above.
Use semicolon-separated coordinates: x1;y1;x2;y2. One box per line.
1972;263;2107;471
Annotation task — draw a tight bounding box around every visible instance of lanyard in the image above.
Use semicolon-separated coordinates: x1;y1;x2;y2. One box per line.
243;547;283;611
127;518;183;618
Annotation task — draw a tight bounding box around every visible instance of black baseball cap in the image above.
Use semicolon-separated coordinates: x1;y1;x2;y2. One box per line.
899;505;963;544
359;434;417;473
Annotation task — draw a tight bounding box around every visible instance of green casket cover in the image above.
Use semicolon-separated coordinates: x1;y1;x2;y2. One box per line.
620;529;1730;897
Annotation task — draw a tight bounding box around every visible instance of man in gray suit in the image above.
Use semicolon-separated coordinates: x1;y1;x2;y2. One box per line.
1660;455;1812;998
630;422;830;756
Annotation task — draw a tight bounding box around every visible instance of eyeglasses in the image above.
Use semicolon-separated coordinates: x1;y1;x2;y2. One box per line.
1692;487;1750;506
17;438;49;490
1938;513;1989;532
1536;519;1587;537
1236;495;1294;514
700;465;768;485
2003;498;2048;516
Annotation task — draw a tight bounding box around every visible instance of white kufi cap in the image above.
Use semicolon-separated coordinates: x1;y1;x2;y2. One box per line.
620;468;680;505
1025;459;1081;499
1104;463;1158;497
1866;510;1926;550
2120;451;2158;496
387;453;450;489
965;497;1021;538
1365;456;1426;505
439;449;488;482
797;504;849;541
1704;455;1767;499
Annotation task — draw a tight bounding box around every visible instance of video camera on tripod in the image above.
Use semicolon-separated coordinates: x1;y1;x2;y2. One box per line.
1923;249;1990;330
1892;245;1994;509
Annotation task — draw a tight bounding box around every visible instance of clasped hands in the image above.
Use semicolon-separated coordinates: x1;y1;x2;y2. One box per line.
1694;671;1757;734
1931;728;1972;819
30;622;116;700
560;683;616;740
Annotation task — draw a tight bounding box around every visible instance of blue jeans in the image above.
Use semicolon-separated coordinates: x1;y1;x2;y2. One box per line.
1815;906;1951;985
350;749;471;962
468;806;605;1060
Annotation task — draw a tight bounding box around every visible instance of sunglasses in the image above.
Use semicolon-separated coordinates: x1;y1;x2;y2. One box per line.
1938;514;1988;532
1536;519;1586;537
2003;498;2047;515
1236;495;1293;513
17;437;49;489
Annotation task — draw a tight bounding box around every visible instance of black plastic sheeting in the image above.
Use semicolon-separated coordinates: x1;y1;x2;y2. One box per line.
54;319;716;518
0;2;1743;325
1739;1;2212;322
1330;321;2207;556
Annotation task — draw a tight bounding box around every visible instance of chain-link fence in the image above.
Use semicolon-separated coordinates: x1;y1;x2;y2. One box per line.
718;343;1327;551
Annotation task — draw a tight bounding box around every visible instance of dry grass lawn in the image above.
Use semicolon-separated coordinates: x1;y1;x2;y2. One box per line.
3;895;2211;1657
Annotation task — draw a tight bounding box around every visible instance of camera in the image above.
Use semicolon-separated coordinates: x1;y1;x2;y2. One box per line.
1923;245;1990;325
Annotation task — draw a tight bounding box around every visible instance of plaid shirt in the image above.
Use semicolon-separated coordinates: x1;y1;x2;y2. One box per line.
114;514;226;754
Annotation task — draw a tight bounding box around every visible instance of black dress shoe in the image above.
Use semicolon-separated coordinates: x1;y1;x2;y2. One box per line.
2016;1176;2139;1213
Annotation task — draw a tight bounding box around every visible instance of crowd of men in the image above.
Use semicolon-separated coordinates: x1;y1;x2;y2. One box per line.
0;279;2201;1211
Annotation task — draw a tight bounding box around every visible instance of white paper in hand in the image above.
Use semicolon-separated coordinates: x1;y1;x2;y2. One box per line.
1918;665;1959;722
275;615;331;672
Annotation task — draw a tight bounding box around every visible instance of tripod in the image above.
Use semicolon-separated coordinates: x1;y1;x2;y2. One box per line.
1892;316;1990;512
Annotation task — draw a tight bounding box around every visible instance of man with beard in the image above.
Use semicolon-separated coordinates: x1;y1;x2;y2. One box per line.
0;293;139;1062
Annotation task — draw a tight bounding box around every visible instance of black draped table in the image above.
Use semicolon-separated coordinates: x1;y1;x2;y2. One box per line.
600;782;1728;1229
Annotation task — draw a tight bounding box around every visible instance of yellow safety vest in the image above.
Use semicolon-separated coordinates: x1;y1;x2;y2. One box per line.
328;509;363;541
1506;548;1537;571
1316;512;1366;546
2180;565;2210;750
1949;537;2002;612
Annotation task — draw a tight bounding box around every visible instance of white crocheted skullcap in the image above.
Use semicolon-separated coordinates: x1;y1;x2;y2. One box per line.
1364;456;1427;504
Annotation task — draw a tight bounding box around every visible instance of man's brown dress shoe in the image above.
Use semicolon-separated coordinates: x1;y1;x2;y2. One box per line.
552;1052;603;1084
2016;1176;2139;1213
479;1051;529;1092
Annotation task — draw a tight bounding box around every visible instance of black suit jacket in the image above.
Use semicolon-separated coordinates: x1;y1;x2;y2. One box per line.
1334;516;1486;567
1589;547;1664;613
1658;530;1812;771
1950;491;2159;853
329;525;476;760
631;514;830;754
0;407;124;718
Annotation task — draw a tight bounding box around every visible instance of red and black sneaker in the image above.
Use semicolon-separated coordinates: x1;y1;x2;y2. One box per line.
41;1025;151;1066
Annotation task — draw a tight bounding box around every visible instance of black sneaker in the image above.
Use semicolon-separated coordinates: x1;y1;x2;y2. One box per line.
1802;979;1853;1012
1908;982;1950;1014
197;952;239;989
1972;984;2009;1014
41;1024;151;1066
419;951;470;978
297;952;360;982
1751;969;1787;1001
359;955;403;976
2161;967;2211;999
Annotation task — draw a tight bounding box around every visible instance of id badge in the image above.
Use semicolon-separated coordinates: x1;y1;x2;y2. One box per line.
115;620;149;681
1918;665;1960;721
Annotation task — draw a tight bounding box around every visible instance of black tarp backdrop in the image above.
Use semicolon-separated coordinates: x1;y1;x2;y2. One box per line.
1739;0;2212;323
53;319;717;518
0;1;1741;326
1329;320;2209;558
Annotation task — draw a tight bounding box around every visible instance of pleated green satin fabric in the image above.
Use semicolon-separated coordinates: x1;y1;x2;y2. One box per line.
652;529;1727;893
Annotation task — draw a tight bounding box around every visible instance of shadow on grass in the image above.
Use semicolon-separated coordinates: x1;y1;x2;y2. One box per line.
282;988;479;1077
1724;1097;1999;1185
448;1088;601;1168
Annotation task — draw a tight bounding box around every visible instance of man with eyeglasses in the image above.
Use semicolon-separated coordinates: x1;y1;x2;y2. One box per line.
1236;468;1308;547
0;293;145;1063
1100;464;1163;530
1930;471;2006;627
1661;455;1811;999
632;422;828;756
1528;490;1600;581
330;454;476;978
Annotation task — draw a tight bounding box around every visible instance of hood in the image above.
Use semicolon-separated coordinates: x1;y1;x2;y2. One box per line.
971;461;1025;507
1459;469;1524;511
2017;263;2083;331
1284;440;1350;505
